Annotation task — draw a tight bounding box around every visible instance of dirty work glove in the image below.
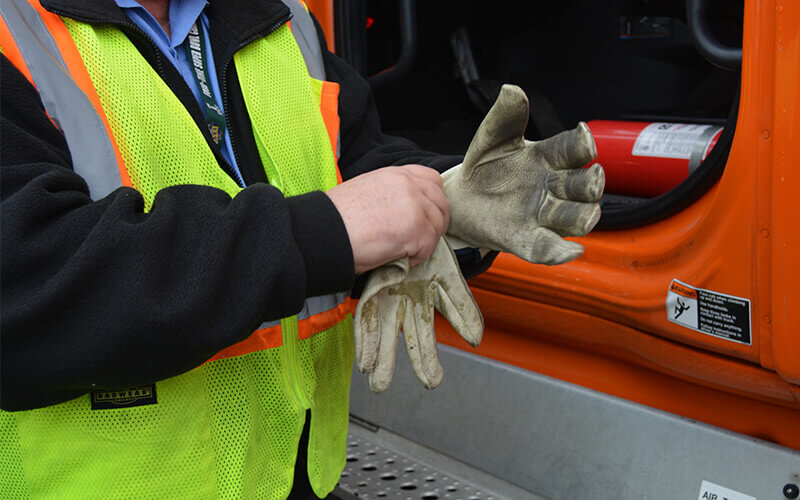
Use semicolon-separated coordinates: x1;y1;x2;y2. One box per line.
443;84;605;264
354;237;483;393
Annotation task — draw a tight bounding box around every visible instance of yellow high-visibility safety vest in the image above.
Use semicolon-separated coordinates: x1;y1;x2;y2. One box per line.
0;1;353;497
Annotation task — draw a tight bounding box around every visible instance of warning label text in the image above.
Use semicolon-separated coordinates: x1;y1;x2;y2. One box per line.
666;280;751;345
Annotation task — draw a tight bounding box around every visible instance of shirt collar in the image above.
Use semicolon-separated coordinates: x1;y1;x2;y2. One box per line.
114;0;209;49
169;0;209;49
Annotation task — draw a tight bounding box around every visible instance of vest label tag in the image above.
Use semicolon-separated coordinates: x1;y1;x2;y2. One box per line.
91;384;157;410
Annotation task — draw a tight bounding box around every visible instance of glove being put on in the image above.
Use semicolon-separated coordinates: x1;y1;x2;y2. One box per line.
354;237;483;393
354;84;604;394
443;84;605;264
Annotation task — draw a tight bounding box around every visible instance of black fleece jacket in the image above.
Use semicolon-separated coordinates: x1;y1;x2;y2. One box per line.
0;0;464;410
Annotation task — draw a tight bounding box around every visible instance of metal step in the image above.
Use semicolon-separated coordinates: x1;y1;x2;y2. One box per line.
349;345;800;499
337;418;543;500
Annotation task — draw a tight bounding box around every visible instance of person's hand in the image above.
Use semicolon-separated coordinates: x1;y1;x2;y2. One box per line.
327;165;450;273
354;237;483;393
443;84;605;265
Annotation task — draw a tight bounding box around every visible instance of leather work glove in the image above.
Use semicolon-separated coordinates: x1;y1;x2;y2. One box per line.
354;237;483;393
354;84;604;394
443;84;605;264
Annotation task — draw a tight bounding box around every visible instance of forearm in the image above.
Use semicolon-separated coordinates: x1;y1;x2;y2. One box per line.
316;32;497;279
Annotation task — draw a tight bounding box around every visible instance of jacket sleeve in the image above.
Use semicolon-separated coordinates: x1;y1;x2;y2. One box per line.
0;55;355;411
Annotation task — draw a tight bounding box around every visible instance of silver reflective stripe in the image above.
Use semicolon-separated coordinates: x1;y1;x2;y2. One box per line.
259;318;282;330
255;291;349;330
0;0;123;200
2;0;66;66
688;125;723;173
282;0;326;80
301;290;349;320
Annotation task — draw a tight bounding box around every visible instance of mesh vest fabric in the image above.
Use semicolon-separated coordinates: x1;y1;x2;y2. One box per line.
0;19;353;500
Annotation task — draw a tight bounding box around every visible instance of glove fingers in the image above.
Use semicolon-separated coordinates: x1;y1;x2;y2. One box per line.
545;163;605;203
402;293;444;390
463;84;529;169
513;227;585;265
354;258;412;372
538;192;601;237
435;280;484;348
539;122;598;171
353;297;379;373
434;239;484;347
367;296;405;393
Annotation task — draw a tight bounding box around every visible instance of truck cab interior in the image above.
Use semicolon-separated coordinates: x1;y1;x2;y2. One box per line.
340;0;742;227
307;0;800;498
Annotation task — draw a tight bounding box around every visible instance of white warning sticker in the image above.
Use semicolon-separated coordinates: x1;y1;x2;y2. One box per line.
697;480;756;500
666;280;752;345
632;122;715;159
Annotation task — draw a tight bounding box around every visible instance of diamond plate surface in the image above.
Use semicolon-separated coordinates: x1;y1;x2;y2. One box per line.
339;434;499;500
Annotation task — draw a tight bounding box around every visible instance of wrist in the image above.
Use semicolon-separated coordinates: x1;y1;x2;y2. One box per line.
286;191;355;296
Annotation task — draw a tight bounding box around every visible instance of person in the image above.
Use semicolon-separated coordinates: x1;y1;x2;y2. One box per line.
1;0;604;498
0;0;483;498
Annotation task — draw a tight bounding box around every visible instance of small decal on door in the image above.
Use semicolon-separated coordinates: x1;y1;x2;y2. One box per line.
666;280;751;345
697;480;756;500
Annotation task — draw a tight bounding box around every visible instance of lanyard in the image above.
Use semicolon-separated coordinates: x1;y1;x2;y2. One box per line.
184;22;226;145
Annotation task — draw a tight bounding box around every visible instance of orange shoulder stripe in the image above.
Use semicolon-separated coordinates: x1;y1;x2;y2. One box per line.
0;14;35;87
320;80;343;184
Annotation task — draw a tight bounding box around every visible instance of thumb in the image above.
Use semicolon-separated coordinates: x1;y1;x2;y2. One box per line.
463;84;529;170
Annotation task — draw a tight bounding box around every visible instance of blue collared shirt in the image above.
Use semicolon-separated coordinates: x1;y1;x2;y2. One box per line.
115;0;244;186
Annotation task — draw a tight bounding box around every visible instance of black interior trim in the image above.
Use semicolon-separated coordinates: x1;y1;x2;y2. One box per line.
368;0;417;88
597;83;740;229
686;0;743;70
334;0;367;75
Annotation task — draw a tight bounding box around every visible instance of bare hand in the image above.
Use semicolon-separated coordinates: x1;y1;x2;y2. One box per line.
326;165;450;273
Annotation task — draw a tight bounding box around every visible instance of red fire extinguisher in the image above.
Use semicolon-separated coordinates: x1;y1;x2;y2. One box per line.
586;121;723;198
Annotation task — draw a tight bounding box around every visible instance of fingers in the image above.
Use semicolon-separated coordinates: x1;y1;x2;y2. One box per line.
403;168;449;267
392;166;450;264
367;294;405;394
415;173;450;238
327;165;449;273
403;163;446;187
516;227;585;265
401;294;444;390
463;85;529;170
539;122;598;170
537;193;601;237
545;163;605;202
407;229;438;268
